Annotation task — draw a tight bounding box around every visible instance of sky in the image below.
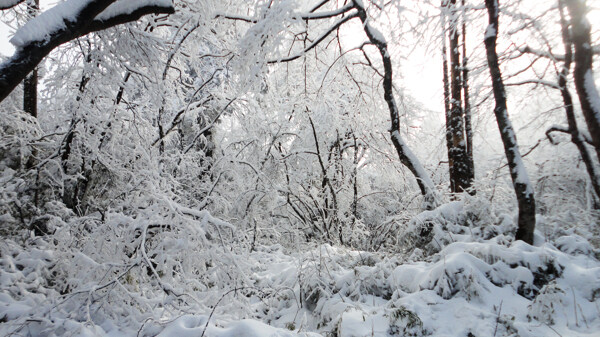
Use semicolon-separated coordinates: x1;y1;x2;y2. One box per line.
0;22;14;57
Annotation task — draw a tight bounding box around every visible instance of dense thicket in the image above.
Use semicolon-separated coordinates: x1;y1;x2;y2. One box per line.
0;0;599;336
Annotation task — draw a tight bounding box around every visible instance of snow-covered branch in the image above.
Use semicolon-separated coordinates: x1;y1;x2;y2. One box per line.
0;0;174;103
0;0;23;10
546;124;594;145
518;44;600;62
216;2;354;23
268;11;359;63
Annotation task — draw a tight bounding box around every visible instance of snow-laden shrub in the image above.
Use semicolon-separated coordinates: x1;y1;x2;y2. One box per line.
554;234;595;255
0;191;244;336
385;304;425;336
396;197;502;256
0;110;67;237
527;281;565;325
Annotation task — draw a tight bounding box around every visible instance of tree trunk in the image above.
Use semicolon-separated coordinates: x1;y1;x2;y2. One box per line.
462;0;475;191
23;68;37;117
354;0;438;209
558;0;600;202
443;0;472;194
484;0;536;244
565;0;600;161
441;0;453;186
23;0;39;117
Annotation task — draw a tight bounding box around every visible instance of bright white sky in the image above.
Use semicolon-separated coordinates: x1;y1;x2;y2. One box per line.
0;23;13;56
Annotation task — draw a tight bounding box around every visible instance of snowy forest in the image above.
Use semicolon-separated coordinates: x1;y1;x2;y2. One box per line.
0;0;599;336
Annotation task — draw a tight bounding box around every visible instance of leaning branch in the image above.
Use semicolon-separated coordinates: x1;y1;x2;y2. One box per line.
518;44;600;62
546;125;593;145
0;0;24;10
87;3;175;34
353;0;437;207
0;0;174;103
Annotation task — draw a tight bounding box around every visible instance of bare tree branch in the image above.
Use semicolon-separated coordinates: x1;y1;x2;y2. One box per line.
267;12;359;63
518;44;600;62
546;125;594;145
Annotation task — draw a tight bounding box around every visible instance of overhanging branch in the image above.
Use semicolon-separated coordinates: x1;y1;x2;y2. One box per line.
0;0;175;103
87;4;175;34
0;0;24;10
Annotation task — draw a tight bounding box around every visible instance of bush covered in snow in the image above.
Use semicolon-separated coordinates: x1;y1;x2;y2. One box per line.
1;0;600;336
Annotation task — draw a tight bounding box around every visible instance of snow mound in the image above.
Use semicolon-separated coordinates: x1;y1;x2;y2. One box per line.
1;201;599;336
157;315;319;337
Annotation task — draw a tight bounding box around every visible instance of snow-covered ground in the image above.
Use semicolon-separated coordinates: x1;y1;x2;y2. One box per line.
1;201;599;336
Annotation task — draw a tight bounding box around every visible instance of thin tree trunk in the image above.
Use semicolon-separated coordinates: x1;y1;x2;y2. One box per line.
441;0;454;188
565;0;600;161
23;0;39;117
351;134;358;230
354;0;438;209
558;0;600;202
462;0;475;192
484;0;536;244
444;0;472;194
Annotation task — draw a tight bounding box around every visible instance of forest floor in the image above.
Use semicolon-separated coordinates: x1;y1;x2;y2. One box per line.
1;201;599;336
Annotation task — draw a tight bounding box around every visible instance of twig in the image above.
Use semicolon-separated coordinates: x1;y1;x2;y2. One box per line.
493;300;503;337
572;287;578;327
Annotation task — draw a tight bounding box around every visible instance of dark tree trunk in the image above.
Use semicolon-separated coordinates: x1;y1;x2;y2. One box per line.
565;0;600;161
443;0;473;194
484;0;536;244
23;68;37;117
23;0;39;117
354;0;437;208
441;0;453;181
462;0;475;191
558;0;600;202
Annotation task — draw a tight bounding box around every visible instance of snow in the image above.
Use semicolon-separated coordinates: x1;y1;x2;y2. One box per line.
364;23;385;43
3;205;599;337
9;0;93;47
9;0;174;47
0;0;21;9
95;0;173;21
584;69;600;124
157;315;317;337
484;24;496;39
1;1;600;336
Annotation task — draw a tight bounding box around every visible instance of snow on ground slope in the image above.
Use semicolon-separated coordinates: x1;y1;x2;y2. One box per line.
1;203;599;336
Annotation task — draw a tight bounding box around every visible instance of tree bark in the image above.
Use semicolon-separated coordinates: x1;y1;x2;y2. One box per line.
462;0;475;191
442;0;473;194
23;0;39;117
565;0;600;161
23;68;37;117
484;0;536;244
441;0;453;185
